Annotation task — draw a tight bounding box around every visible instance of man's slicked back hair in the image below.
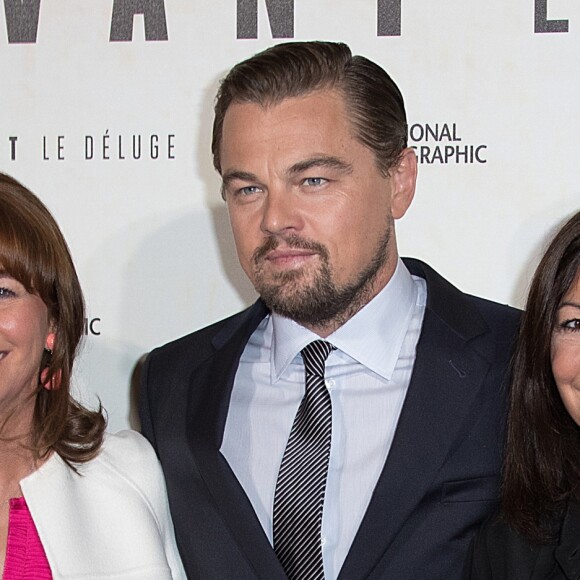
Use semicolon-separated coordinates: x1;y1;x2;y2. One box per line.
212;41;408;176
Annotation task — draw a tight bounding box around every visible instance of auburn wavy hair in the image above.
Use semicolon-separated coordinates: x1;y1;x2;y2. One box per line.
0;172;105;464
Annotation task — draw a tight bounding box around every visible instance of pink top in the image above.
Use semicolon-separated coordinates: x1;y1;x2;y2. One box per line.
3;496;52;579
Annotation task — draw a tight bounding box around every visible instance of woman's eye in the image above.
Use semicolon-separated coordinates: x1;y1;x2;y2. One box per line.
561;318;580;331
0;287;16;298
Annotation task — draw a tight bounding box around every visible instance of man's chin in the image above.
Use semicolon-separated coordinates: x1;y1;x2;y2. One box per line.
259;283;312;309
258;283;311;305
254;266;318;292
257;282;335;323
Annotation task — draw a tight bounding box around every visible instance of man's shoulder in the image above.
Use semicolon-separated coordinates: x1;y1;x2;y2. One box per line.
146;300;268;366
403;257;521;329
467;292;521;332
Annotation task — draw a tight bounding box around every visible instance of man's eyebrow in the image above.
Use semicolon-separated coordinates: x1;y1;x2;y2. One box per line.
287;156;353;176
221;170;260;186
220;156;352;188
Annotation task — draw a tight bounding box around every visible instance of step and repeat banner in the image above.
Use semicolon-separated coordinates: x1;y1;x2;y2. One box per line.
1;0;578;430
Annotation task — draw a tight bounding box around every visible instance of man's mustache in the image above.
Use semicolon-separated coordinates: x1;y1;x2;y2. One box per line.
252;235;329;265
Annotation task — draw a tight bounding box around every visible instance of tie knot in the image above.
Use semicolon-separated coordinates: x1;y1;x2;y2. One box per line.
301;340;335;376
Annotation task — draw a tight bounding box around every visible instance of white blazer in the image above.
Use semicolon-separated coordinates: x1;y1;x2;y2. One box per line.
20;430;186;579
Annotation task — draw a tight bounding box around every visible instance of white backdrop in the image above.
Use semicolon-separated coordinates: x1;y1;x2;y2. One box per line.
1;0;578;430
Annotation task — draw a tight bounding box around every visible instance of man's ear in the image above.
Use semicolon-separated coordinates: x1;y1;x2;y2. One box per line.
389;148;417;220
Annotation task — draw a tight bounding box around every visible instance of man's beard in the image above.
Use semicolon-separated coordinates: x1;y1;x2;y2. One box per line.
251;226;391;329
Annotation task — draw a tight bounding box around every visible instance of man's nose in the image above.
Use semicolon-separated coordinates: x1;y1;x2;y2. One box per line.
260;187;304;236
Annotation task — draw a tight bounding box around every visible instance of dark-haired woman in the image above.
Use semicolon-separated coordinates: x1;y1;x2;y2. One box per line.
0;173;185;579
464;210;580;579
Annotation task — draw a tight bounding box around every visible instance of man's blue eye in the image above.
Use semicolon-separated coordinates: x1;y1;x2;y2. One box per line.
240;186;260;195
304;177;326;186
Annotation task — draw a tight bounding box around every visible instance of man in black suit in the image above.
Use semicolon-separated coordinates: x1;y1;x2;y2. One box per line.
140;41;520;579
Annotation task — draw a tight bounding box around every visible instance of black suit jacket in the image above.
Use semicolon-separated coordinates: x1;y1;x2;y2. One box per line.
463;502;580;579
139;258;520;579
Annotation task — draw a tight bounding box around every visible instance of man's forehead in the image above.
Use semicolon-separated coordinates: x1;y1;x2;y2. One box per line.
221;90;352;152
221;96;352;155
224;88;347;121
218;89;380;180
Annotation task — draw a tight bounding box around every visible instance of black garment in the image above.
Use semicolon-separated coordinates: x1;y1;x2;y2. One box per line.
463;502;580;579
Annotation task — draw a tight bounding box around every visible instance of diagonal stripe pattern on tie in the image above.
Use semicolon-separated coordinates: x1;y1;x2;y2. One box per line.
273;339;335;580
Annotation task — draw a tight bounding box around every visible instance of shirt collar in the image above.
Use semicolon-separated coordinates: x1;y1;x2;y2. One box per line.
271;258;418;382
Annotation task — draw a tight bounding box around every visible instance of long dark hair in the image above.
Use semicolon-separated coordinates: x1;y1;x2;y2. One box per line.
0;173;106;464
502;211;580;543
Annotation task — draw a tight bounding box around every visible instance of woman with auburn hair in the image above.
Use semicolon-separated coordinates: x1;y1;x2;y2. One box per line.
464;210;580;578
0;173;185;579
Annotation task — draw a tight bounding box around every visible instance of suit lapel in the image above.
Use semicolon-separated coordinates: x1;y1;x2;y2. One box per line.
339;259;494;580
187;301;287;580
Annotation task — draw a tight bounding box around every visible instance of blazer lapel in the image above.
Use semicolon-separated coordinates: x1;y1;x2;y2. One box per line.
187;301;287;580
339;260;495;580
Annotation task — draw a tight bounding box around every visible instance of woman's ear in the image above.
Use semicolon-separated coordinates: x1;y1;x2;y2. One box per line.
45;332;56;352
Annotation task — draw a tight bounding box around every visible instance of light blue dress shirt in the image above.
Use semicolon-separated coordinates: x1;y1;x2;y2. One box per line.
221;259;427;578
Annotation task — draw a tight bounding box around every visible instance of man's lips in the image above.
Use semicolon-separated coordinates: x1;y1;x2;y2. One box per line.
264;248;317;266
252;235;328;269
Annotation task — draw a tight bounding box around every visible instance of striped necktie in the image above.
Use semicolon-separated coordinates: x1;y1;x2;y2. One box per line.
273;339;335;580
